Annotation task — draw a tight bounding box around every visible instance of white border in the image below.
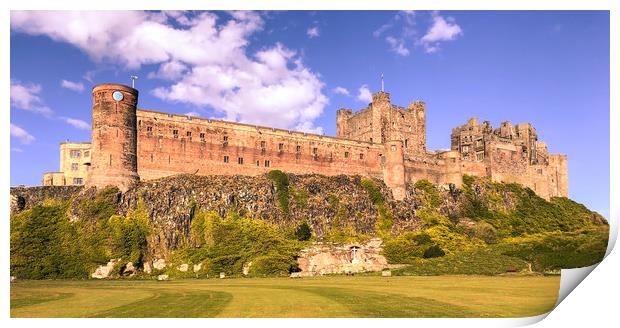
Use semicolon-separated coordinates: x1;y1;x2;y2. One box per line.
2;1;617;327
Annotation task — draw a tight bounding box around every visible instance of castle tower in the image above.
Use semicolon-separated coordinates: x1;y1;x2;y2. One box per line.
86;84;139;192
383;140;406;201
371;91;391;143
336;108;352;138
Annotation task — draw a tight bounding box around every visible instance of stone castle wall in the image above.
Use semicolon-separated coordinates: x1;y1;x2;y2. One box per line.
135;109;385;182
41;83;568;200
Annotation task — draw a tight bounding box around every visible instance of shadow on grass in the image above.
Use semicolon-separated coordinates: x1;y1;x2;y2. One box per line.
91;290;233;318
11;292;74;309
298;286;479;318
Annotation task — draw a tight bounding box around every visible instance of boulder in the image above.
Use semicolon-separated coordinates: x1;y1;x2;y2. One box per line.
157;274;169;281
91;258;120;279
219;272;226;279
193;263;202;272
290;272;302;278
381;270;392;277
177;263;189;272
122;262;136;276
242;261;253;276
153;259;166;270
144;261;152;274
10;276;16;283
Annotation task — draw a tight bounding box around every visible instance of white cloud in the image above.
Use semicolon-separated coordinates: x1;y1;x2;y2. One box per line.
420;13;462;53
10;123;35;144
307;26;320;38
60;79;84;92
385;36;410;56
148;60;188;80
11;147;24;153
10;81;53;116
11;11;328;133
332;86;350;96
185;111;201;117
357;85;373;103
375;11;461;55
64;117;90;130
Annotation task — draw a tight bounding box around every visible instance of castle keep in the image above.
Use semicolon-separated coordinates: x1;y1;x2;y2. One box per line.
43;83;568;200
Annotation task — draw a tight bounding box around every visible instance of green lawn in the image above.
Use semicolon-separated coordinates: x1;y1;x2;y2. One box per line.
10;275;559;318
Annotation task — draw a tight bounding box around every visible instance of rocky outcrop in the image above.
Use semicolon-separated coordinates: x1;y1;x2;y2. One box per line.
91;259;120;279
10;186;82;214
295;238;389;277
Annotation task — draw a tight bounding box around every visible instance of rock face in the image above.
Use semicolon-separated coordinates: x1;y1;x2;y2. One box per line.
91;259;120;279
295;238;388;277
10;186;82;214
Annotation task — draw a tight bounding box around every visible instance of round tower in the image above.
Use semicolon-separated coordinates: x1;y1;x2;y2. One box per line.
86;84;139;192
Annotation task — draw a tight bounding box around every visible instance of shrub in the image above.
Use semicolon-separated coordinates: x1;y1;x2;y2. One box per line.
414;179;441;208
423;245;446;258
294;222;312;241
77;187;119;221
361;178;384;205
268;170;290;216
291;187;309;209
383;232;434;263
10;202;90;279
473;221;499;244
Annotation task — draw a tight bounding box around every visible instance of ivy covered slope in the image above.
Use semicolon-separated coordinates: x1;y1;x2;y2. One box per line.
10;172;608;279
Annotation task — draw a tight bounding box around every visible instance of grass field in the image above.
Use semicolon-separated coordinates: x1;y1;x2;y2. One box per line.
10;275;559;318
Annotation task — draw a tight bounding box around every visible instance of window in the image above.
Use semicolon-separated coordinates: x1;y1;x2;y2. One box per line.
296;145;301;152
405;139;408;148
84;151;90;157
312;147;318;155
359;153;364;160
70;150;81;158
71;163;79;171
476;152;484;161
146;126;153;134
344;151;349;158
223;135;228;146
200;133;205;141
278;143;284;151
256;160;260;166
187;131;192;139
238;157;244;165
173;129;179;138
73;178;83;185
261;141;266;149
264;160;271;167
224;156;229;163
370;138;373;143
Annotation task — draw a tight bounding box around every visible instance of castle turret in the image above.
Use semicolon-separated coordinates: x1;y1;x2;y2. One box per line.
383;140;406;201
86;84;139;192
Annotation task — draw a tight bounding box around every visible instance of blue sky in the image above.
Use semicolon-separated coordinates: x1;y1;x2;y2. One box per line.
9;11;610;218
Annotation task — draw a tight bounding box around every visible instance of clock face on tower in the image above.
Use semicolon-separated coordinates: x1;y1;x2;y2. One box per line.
112;91;124;101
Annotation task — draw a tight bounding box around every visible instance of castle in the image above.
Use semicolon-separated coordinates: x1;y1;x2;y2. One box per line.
42;83;568;200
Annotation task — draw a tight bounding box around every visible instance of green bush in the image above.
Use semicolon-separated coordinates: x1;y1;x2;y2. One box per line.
361;178;384;205
291;187;309;209
77;187;119;221
294;222;312;241
423;245;446;258
107;200;150;266
10;202;90;279
414;179;441;208
177;208;303;277
268;170;290;216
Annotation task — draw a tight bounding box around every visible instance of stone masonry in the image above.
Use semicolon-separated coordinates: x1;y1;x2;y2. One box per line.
42;83;568;200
